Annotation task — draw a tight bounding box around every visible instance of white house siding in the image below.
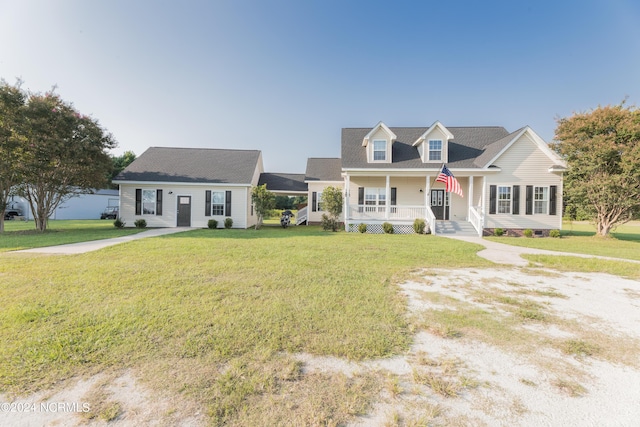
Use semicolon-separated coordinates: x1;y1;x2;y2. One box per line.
472;177;484;208
119;184;252;229
307;181;343;224
484;134;563;230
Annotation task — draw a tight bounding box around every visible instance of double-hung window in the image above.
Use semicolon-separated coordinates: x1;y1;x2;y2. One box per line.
498;186;511;214
364;188;386;212
373;140;387;161
142;189;156;215
211;191;225;215
534;187;548;214
428;140;442;161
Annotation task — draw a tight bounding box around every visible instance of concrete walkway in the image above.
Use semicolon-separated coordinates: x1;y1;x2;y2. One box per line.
11;227;196;255
445;235;640;266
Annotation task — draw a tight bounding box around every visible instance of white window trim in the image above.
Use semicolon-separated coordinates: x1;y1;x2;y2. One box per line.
534;186;549;215
371;139;387;162
211;191;225;216
428;139;443;162
142;189;156;215
497;185;511;214
364;187;386;212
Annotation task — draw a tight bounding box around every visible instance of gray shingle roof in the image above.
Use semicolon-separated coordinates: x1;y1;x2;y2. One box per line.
305;158;342;181
341;126;511;169
114;147;261;184
258;173;307;192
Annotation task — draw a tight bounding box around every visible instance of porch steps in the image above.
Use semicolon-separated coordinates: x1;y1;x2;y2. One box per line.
435;220;478;236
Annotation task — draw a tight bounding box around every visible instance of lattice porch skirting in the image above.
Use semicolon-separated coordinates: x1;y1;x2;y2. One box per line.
347;223;415;234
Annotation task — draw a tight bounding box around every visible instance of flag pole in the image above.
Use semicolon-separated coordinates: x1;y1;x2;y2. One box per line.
429;163;446;192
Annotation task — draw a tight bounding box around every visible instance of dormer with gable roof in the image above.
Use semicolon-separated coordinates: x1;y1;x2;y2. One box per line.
362;121;396;164
412;121;453;164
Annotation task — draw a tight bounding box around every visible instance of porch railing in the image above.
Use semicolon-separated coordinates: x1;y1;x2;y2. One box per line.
425;205;436;235
296;206;308;225
468;205;484;236
348;205;426;221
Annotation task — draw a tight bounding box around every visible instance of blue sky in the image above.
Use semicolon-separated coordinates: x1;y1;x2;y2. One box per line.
1;0;639;173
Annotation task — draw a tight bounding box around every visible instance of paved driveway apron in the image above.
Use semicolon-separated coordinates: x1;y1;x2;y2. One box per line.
444;235;640;266
11;228;195;255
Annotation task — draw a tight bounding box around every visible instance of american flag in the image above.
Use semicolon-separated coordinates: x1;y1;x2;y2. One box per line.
435;165;464;197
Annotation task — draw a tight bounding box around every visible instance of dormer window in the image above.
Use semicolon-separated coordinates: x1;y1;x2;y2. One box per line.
373;140;387;161
428;140;442;161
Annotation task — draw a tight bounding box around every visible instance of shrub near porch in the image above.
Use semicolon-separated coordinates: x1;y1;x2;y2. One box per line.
0;226;490;424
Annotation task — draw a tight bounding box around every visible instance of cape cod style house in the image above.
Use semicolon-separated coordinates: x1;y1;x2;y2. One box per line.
334;121;567;235
114;120;566;235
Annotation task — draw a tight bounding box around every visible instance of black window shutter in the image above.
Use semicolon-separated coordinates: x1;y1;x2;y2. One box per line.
489;185;496;215
312;192;317;212
512;185;520;215
135;189;142;215
156;190;163;216
549;185;557;215
526;185;533;215
358;187;364;213
391;187;397;205
205;190;211;216
225;191;232;216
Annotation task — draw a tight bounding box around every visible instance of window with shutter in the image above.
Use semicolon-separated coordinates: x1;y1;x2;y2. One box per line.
489;185;496;215
549;186;557;215
225;191;232;216
156;190;163;216
135;189;142;215
512;186;520;215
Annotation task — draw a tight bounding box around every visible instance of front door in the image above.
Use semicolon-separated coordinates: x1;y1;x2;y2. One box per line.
430;190;449;220
177;196;191;227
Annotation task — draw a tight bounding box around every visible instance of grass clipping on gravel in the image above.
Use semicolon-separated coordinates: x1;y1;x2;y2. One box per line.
0;226;490;424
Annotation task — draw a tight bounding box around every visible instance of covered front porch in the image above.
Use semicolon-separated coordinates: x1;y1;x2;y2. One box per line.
343;173;487;235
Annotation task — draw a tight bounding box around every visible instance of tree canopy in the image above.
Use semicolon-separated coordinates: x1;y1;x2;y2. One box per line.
553;102;640;237
320;186;343;232
0;81;27;233
251;184;275;230
0;81;117;232
110;150;136;187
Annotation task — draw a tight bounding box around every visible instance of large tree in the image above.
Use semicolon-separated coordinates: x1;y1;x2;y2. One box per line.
18;92;116;231
554;102;640;237
0;81;26;233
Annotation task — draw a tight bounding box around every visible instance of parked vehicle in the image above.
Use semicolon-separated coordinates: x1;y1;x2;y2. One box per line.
3;208;23;220
100;206;119;219
280;210;294;228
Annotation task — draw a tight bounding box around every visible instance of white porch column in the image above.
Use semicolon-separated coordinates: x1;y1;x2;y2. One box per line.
385;175;390;220
425;175;431;210
481;176;487;217
344;174;350;226
468;176;474;212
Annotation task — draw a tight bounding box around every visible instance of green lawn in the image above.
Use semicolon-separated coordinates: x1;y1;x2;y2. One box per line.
485;221;640;261
0;226;491;424
0;220;146;252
